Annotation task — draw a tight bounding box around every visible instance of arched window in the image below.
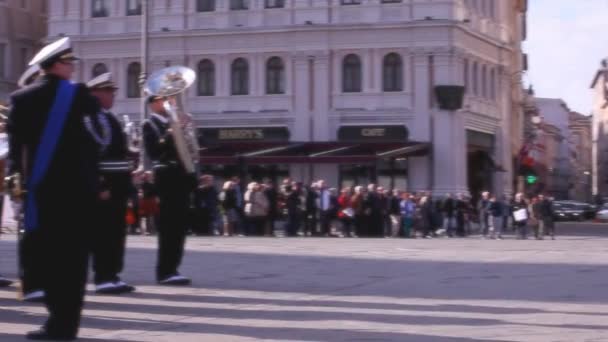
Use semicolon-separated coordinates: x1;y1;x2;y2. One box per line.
342;54;362;93
231;58;249;95
266;57;285;95
265;0;284;8
472;62;479;96
230;0;249;10
92;63;108;78
91;0;109;17
126;0;142;16
481;65;487;98
197;0;215;12
490;68;496;100
382;53;403;92
463;59;469;94
197;59;215;96
126;62;141;98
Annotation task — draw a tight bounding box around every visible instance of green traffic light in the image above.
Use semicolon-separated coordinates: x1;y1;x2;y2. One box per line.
526;175;538;184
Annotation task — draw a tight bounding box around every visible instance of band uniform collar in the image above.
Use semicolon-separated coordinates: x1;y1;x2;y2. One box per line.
151;113;169;124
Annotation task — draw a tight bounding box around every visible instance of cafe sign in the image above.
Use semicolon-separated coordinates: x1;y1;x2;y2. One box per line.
338;125;409;142
199;127;290;143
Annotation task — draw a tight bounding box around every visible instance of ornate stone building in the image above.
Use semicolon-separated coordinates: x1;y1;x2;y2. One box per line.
568;111;592;202
591;59;608;199
48;0;527;195
0;0;48;102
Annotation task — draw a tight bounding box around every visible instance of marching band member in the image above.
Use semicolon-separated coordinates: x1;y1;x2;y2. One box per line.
142;95;193;286
7;37;101;341
15;64;46;303
87;72;136;295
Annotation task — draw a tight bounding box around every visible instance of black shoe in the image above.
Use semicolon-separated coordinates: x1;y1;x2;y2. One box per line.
158;274;191;286
0;277;12;287
23;290;45;303
26;328;75;341
113;281;136;294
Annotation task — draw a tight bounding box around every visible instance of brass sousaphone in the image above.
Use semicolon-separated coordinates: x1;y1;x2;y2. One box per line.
143;66;200;174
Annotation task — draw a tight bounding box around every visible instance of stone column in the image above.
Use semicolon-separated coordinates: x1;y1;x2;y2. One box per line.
292;52;311;141
408;51;432;192
432;53;468;195
498;66;514;196
312;51;330;141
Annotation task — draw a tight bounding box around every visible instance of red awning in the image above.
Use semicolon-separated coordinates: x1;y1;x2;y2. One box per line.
199;141;430;165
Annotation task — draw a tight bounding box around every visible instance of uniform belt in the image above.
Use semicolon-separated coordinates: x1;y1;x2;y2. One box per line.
152;160;178;169
99;160;133;172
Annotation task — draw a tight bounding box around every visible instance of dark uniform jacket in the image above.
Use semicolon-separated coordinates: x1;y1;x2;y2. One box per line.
97;111;132;199
142;113;195;191
7;74;101;203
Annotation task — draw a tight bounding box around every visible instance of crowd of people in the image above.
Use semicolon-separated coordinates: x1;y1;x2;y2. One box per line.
127;175;558;240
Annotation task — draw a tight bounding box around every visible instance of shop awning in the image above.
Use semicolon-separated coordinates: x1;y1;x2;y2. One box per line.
199;141;431;165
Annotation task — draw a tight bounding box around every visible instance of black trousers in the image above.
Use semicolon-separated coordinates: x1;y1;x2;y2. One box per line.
19;230;44;294
91;197;128;284
155;167;192;281
320;210;332;235
37;193;95;337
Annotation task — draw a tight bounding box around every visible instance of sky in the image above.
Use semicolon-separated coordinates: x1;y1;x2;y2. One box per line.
524;0;608;114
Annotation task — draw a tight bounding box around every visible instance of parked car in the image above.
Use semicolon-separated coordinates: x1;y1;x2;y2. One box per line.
553;201;586;221
559;201;598;220
595;204;608;221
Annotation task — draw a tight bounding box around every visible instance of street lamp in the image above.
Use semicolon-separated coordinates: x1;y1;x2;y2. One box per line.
138;0;150;170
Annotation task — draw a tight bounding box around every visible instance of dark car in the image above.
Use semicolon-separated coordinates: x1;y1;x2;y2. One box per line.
559;201;597;220
553;201;586;221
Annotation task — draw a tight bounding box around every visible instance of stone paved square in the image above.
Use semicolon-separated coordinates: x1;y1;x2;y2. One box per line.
1;226;608;341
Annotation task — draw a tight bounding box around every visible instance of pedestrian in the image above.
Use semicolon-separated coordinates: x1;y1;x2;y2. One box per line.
318;180;333;236
501;195;511;234
540;195;556;240
400;193;416;238
304;181;319;236
489;195;503;239
139;171;159;235
244;182;269;236
8;37;101;340
337;187;355;237
442;193;457;237
220;181;239;236
477;191;491;238
530;196;543;239
193;175;218;236
263;180;278;237
455;193;466;237
352;186;366;237
389;189;402;237
512;193;529;239
87;72;136;295
285;182;303;237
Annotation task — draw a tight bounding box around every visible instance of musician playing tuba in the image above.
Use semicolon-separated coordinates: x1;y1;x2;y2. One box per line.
141;66;199;286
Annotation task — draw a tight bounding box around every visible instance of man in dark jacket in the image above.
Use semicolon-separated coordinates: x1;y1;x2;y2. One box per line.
193;175;218;236
539;194;556;239
142;95;195;286
88;72;136;295
8;37;101;340
263;180;278;236
477;191;491;238
363;184;384;237
304;182;319;236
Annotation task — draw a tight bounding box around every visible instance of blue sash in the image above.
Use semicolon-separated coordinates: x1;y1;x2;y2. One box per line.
24;80;77;231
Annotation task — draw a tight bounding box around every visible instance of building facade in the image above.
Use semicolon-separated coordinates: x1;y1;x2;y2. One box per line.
591;59;608;199
534;98;575;200
48;0;527;195
0;0;48;102
568;111;592;202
